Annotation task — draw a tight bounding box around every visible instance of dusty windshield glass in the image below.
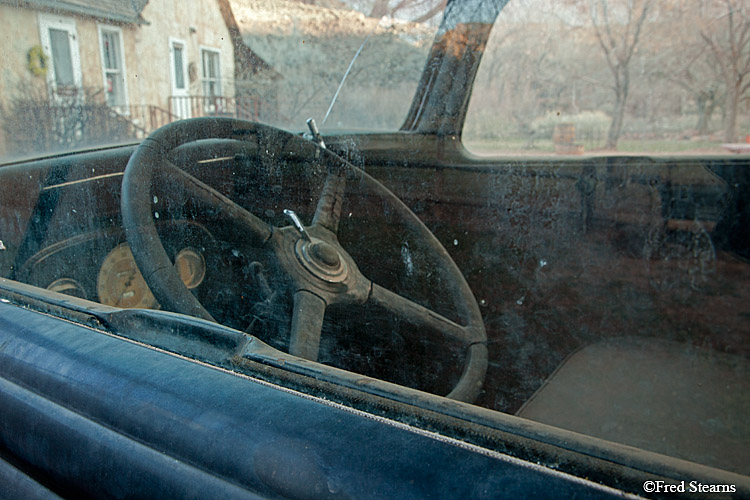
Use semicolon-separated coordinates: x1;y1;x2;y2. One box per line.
232;1;436;131
0;0;748;489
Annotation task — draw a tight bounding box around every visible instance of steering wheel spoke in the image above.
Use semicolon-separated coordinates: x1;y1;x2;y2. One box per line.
289;290;327;361
368;283;486;402
312;169;346;234
160;160;272;247
368;283;478;345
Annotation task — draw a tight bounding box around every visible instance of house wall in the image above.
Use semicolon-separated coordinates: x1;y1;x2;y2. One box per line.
0;6;41;95
133;0;236;112
0;5;43;157
76;19;102;91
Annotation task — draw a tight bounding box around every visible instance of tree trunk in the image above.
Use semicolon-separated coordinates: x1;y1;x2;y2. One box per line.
694;90;718;136
606;74;629;150
606;96;625;149
724;84;740;143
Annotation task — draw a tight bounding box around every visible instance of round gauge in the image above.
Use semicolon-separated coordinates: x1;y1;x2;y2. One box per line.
174;248;206;289
47;278;87;299
97;243;158;309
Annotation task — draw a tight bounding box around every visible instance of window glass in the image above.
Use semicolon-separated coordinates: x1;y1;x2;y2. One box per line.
49;28;74;88
101;29;126;108
173;44;185;90
453;0;750;478
464;0;750;155
201;49;221;98
102;31;119;70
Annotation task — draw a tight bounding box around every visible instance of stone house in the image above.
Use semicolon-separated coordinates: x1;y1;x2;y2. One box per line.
0;0;273;156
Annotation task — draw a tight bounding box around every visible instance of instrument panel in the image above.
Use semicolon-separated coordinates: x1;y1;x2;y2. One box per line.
96;244;207;308
97;243;159;309
17;221;213;310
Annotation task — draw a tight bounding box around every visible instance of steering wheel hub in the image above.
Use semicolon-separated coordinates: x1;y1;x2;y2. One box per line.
310;241;341;267
295;237;348;283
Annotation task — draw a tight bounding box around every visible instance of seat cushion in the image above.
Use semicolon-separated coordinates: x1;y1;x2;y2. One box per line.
516;337;750;475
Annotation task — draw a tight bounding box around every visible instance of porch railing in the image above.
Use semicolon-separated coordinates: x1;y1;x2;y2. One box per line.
7;102;146;152
110;105;180;136
168;96;261;122
2;95;263;155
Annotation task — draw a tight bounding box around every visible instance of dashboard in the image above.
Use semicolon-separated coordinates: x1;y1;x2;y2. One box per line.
2;143;318;336
1;142;471;398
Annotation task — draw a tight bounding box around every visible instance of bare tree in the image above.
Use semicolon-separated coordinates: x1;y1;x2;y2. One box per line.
697;0;750;142
589;0;652;149
681;66;722;136
666;47;723;135
646;0;723;135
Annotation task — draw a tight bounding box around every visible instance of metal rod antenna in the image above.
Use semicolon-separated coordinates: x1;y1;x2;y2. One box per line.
322;16;386;126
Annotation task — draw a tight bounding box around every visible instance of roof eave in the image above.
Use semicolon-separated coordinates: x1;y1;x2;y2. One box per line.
1;0;148;25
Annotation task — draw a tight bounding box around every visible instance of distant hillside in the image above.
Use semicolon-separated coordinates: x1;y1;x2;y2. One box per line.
229;0;436;130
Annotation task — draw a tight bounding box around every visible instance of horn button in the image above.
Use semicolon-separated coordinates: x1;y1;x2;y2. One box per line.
295;237;348;283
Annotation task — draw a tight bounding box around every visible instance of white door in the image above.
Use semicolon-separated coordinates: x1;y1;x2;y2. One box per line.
38;13;82;102
169;39;191;119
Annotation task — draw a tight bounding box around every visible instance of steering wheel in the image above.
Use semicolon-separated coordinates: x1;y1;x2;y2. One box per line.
121;118;487;402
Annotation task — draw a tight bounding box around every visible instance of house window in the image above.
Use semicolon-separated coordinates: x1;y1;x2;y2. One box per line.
173;43;186;91
49;29;75;88
201;49;221;97
98;26;128;110
38;14;82;98
169;39;190;119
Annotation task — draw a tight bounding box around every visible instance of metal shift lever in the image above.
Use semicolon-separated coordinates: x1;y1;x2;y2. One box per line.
283;209;312;242
306;118;326;149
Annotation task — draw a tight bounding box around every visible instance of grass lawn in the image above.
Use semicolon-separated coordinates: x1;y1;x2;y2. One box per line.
463;138;731;156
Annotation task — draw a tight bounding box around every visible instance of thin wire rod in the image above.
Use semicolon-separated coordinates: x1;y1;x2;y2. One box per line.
322;16;387;126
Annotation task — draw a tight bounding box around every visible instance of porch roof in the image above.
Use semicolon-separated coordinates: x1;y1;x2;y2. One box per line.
1;0;149;24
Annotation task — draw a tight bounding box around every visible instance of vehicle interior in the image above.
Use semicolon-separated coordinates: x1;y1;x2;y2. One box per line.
0;0;748;498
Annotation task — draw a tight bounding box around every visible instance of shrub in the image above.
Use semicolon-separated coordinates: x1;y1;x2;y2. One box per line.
0;82;140;156
530;111;610;146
